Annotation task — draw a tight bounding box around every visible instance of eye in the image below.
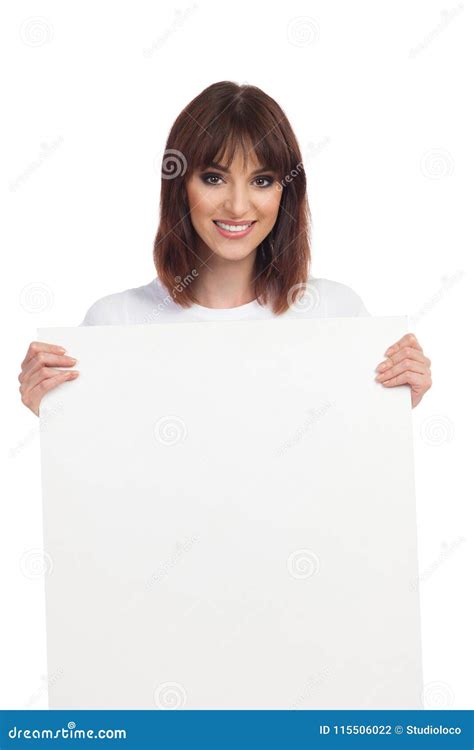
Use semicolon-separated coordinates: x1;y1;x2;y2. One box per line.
253;175;275;188
200;172;275;188
200;173;224;185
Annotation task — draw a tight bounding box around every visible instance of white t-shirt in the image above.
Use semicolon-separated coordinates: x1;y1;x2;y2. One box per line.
80;275;369;326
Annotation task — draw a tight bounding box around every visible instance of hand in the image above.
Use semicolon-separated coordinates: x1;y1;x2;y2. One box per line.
374;332;431;408
19;341;79;417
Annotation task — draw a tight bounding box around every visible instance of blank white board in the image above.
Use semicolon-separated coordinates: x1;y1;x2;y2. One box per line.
38;316;423;709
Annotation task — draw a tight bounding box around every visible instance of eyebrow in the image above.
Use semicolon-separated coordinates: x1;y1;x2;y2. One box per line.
204;161;275;175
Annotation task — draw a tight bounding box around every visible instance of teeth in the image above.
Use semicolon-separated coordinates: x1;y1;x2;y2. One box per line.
215;221;252;232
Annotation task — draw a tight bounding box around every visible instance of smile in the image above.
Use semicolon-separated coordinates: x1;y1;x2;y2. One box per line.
213;220;256;238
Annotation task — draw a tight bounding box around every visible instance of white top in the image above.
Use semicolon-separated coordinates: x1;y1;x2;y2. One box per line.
79;275;369;326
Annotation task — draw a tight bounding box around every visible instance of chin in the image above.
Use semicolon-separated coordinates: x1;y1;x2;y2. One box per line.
213;245;257;261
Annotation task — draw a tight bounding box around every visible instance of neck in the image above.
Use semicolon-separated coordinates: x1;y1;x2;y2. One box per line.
192;246;258;309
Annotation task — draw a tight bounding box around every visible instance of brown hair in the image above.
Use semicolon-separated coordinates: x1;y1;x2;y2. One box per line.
153;80;312;315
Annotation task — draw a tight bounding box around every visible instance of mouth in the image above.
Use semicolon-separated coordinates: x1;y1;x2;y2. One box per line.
212;220;257;239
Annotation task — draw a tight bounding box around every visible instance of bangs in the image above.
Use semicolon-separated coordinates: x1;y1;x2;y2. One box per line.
186;104;291;179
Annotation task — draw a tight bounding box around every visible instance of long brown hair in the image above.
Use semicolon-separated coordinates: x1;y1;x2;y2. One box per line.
153;81;312;315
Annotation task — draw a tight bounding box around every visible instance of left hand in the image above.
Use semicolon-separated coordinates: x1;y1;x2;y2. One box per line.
375;332;432;408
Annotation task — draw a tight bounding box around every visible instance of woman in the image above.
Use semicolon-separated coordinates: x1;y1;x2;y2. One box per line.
18;81;431;416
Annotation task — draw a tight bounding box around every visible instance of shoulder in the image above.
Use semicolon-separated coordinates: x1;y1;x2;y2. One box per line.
303;276;370;317
80;278;161;326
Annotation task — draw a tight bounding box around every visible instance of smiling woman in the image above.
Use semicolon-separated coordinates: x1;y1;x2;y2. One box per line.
154;80;312;314
18;80;432;415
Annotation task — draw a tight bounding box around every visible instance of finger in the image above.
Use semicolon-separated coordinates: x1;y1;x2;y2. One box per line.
25;370;79;408
384;332;422;358
376;359;428;383
380;370;426;388
21;366;79;393
20;352;77;382
22;341;67;369
376;347;430;372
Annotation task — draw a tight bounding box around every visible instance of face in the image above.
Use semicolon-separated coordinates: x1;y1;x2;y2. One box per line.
185;147;282;264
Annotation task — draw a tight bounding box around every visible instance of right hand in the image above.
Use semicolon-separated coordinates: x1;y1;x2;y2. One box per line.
19;341;80;416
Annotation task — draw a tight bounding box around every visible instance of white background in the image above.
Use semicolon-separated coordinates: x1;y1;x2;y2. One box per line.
1;0;472;709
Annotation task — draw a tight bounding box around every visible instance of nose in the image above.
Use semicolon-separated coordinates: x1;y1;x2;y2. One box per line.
222;181;252;218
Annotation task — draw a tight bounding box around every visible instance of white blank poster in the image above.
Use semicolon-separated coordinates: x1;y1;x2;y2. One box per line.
38;316;423;709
